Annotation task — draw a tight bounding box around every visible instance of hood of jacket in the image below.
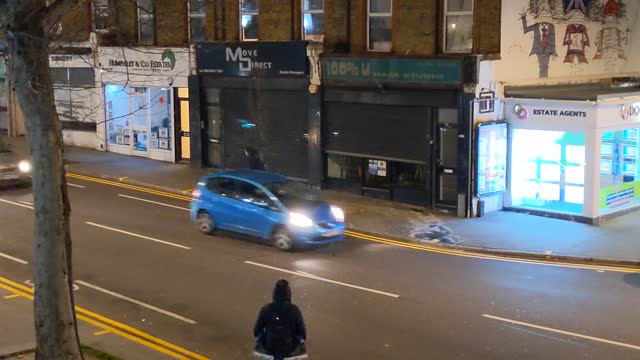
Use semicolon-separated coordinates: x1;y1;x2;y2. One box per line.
272;279;292;304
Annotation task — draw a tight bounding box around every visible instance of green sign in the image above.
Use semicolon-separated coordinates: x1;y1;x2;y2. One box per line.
600;181;640;209
322;57;462;85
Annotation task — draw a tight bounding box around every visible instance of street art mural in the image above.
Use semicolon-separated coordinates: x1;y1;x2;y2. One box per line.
519;0;631;79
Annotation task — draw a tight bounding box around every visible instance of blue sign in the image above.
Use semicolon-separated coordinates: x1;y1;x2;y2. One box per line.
322;57;462;85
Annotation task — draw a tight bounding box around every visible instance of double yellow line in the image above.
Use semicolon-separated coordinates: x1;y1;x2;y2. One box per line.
67;173;192;201
0;276;208;360
67;172;640;273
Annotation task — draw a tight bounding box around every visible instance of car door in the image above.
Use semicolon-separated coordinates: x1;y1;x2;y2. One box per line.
204;177;242;231
233;180;282;238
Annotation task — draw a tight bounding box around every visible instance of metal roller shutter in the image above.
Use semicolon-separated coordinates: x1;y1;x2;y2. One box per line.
222;88;309;179
325;102;430;163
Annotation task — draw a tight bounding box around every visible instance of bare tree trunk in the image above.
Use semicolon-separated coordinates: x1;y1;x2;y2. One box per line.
6;6;84;360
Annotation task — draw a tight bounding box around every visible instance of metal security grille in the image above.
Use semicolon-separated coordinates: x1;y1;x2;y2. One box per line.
222;88;309;179
325;102;430;163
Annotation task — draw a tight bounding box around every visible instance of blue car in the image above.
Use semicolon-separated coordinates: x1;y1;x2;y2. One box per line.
190;170;345;251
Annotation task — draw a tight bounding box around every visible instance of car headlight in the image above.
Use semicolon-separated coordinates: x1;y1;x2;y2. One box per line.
330;206;345;222
289;212;313;227
18;161;31;173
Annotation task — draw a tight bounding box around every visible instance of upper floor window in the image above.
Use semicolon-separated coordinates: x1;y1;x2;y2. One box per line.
138;0;155;45
93;0;109;33
368;0;392;52
240;0;259;41
444;0;473;53
189;0;207;43
302;0;323;42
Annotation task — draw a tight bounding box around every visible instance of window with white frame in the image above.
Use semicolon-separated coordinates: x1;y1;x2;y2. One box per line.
138;0;155;45
240;0;259;41
368;0;392;52
302;0;323;42
189;0;207;43
93;0;110;33
444;0;473;53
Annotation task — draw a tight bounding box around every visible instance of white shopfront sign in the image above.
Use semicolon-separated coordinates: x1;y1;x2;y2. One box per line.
98;47;190;88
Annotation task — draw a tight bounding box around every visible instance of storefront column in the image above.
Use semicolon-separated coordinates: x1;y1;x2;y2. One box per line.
458;90;475;217
307;89;322;187
188;74;203;167
584;129;600;219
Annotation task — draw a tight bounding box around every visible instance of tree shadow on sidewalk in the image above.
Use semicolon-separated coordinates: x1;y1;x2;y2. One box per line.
623;273;640;288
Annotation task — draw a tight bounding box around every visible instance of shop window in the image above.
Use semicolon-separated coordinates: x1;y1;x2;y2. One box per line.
240;0;259;41
600;128;640;214
511;129;585;215
368;0;392;52
327;154;362;192
51;67;96;129
105;85;172;152
302;0;323;42
189;0;206;43
444;0;473;53
138;0;155;45
93;0;109;33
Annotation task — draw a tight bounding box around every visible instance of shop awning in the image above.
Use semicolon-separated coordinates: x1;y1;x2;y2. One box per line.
505;82;640;101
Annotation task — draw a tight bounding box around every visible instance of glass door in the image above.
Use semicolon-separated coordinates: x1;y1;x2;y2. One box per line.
131;88;149;156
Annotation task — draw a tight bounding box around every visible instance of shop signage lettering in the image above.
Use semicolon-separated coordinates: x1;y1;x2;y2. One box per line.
107;59;173;70
621;104;640;120
605;187;635;207
532;109;588;117
197;41;308;78
50;55;73;62
600;181;640;209
321;57;461;85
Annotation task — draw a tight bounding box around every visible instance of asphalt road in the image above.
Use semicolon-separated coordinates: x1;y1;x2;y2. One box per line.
1;179;639;359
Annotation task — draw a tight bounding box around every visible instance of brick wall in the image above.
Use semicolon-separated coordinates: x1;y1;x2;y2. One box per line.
324;0;349;53
393;0;438;56
51;1;92;42
224;0;240;41
260;0;293;40
108;0;137;45
156;0;188;46
349;0;366;53
474;0;501;55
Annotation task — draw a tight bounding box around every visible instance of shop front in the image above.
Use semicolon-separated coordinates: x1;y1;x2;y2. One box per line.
98;47;190;162
191;41;313;180
504;92;640;223
321;56;470;212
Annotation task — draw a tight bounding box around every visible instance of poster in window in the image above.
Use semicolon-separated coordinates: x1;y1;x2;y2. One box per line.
150;139;159;149
151;132;158;140
159;139;169;149
368;159;387;177
159;127;169;138
476;122;508;196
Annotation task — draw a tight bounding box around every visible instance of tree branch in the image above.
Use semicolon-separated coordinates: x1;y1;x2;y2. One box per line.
42;0;89;31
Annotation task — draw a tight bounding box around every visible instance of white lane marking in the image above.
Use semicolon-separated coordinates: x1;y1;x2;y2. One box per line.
76;280;197;324
245;261;400;298
19;200;33;206
117;194;190;212
0;198;33;210
483;314;640;351
67;183;85;188
0;251;28;265
85;222;191;250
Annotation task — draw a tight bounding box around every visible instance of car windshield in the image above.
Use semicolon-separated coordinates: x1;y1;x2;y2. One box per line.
264;180;322;206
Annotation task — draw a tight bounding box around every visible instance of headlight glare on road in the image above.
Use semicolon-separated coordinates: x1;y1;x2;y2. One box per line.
330;206;345;222
289;212;313;227
18;161;31;173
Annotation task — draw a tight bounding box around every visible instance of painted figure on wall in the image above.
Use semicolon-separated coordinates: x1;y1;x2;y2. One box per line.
564;0;591;15
563;10;590;64
522;3;557;78
593;0;627;61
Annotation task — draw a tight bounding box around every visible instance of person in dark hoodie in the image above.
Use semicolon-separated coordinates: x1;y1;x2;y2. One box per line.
254;279;307;360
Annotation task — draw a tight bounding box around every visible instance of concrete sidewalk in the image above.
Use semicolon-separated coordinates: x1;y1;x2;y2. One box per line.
4;135;640;266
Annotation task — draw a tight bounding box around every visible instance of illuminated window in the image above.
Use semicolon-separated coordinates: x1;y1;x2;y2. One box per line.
240;0;258;41
302;0;323;42
368;0;392;52
600;128;640;214
444;0;473;53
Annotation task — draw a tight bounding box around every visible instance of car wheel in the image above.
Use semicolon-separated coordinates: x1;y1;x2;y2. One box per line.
197;211;215;235
272;227;294;251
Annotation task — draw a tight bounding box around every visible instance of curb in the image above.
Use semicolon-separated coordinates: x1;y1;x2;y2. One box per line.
0;347;35;359
65;167;640;270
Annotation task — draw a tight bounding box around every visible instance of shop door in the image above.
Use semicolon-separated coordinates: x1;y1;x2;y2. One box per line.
131;90;149;156
176;88;190;161
435;124;458;207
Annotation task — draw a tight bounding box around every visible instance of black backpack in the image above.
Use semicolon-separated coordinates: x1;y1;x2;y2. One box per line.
265;305;294;355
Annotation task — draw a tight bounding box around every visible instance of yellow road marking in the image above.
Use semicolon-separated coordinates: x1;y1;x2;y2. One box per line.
67;171;640;273
93;330;111;336
4;293;21;299
118;176;128;181
67;173;191;201
182;189;193;194
0;276;208;360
